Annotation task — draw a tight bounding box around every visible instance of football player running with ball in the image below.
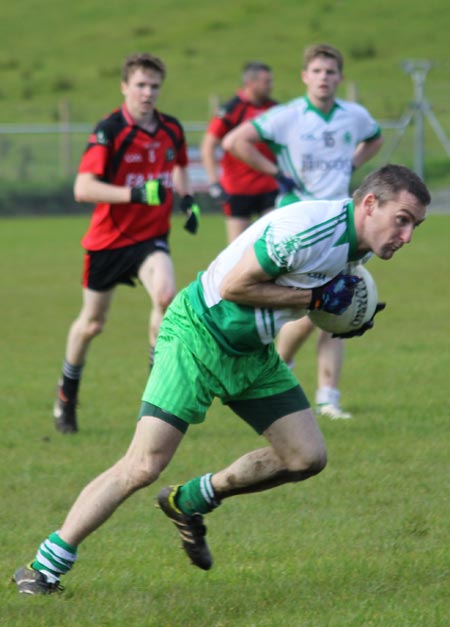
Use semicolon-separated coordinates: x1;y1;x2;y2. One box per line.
13;165;429;594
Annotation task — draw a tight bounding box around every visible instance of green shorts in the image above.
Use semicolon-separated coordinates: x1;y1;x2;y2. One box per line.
140;289;310;433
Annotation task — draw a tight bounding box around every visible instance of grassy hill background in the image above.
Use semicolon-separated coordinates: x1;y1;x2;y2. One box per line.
1;0;450;202
2;0;449;123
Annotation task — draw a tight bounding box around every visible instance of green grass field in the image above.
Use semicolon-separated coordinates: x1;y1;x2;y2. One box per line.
1;213;449;626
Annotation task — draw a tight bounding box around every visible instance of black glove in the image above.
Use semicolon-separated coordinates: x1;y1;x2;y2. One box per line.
310;274;361;315
332;302;386;338
208;183;229;204
180;194;201;234
274;171;300;194
130;180;166;205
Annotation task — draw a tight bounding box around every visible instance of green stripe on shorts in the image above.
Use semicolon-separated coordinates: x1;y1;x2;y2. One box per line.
138;402;189;433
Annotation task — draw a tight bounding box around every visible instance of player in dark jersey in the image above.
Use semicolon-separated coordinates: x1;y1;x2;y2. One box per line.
201;62;278;242
53;52;200;434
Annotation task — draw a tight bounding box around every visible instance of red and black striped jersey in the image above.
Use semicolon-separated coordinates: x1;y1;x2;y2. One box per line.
207;90;278;195
79;104;188;250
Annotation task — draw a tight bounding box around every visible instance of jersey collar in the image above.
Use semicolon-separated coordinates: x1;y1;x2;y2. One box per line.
304;96;341;122
121;103;160;130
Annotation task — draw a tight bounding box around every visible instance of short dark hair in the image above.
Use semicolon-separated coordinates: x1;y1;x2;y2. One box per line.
353;164;431;207
122;53;166;82
241;61;272;83
303;44;344;73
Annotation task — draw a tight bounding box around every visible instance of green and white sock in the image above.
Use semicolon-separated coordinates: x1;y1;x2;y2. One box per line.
176;473;221;515
32;531;77;583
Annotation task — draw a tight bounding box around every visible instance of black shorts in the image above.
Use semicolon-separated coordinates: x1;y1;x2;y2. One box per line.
223;190;278;219
82;235;170;291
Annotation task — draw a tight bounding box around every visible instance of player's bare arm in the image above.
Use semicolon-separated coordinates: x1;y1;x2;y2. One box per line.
219;246;312;309
172;165;192;197
74;172;134;204
222;121;278;175
200;132;221;184
352;136;383;170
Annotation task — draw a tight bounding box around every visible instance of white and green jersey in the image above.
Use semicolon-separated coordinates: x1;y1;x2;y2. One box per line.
188;198;365;355
252;96;381;200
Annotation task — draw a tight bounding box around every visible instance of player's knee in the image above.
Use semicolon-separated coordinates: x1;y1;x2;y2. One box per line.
157;287;176;312
285;444;327;479
83;319;105;340
120;456;163;492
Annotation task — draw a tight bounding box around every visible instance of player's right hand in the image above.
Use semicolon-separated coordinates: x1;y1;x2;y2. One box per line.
208;183;229;203
332;302;386;338
131;180;166;205
275;171;300;194
180;194;201;234
309;274;361;315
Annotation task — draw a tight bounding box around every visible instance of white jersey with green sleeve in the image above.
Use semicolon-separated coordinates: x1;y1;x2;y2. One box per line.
252;96;381;200
187;198;364;355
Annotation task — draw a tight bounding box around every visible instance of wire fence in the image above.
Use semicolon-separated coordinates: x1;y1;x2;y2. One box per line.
0;122;210;191
1;114;450;193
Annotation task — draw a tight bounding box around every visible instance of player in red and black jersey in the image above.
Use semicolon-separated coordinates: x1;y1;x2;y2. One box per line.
53;52;200;434
201;62;278;242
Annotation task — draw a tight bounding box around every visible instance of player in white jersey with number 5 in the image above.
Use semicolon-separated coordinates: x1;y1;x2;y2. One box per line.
223;44;383;419
13;165;429;594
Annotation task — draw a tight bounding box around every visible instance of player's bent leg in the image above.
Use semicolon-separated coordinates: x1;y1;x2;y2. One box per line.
13;416;185;594
225;216;251;243
264;408;327;477
211;408;327;498
59;415;184;547
66;288;115;363
276;316;316;366
139;251;177;347
316;332;351;419
54;288;115;433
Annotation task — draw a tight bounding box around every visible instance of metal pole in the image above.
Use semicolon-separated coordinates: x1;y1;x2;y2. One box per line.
411;68;426;179
401;61;431;179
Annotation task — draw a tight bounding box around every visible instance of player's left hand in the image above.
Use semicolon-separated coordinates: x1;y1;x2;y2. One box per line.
275;171;300;194
310;274;361;315
208;183;229;204
180;194;200;234
332;302;386;338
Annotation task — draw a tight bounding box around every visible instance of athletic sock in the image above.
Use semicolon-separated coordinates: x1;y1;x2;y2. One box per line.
175;473;221;515
32;531;78;583
316;386;340;407
61;360;83;401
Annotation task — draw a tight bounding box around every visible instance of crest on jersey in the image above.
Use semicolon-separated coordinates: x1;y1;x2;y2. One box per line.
96;130;108;146
265;226;301;269
165;148;175;161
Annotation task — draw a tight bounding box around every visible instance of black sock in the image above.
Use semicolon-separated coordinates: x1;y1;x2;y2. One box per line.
61;360;83;401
